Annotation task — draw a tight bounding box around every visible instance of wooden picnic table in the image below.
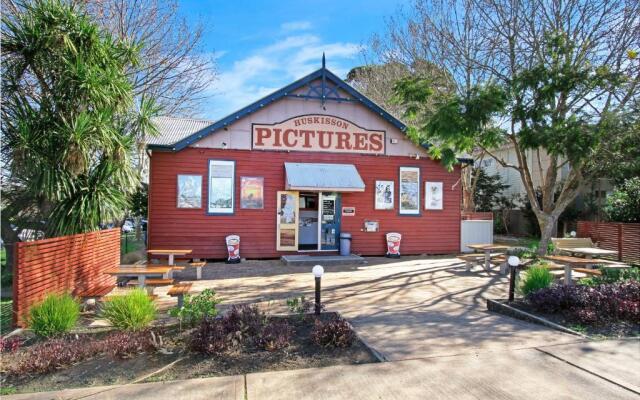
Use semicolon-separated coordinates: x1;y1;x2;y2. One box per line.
542;255;616;285
105;265;174;287
557;247;618;259
466;244;510;271
147;249;192;266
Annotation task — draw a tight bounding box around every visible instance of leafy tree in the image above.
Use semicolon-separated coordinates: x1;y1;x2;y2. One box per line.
603;177;640;223
391;0;639;254
584;113;640;185
472;168;509;212
1;0;149;270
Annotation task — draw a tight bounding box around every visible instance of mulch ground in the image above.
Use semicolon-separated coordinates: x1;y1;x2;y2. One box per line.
0;313;378;395
508;300;640;338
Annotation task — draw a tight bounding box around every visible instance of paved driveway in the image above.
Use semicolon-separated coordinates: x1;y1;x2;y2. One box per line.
167;255;580;360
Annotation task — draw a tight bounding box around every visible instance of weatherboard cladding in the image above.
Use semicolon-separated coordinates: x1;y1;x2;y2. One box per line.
148;148;461;259
147;64;461;258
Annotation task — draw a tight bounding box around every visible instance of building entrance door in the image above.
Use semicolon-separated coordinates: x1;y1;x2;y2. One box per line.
319;192;341;251
276;191;299;251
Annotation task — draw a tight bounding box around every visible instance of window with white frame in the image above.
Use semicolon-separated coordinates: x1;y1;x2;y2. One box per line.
208;160;235;214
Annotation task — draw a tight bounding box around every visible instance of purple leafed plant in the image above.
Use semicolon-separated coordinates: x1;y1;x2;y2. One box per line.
8;331;158;375
257;320;293;352
526;280;640;325
0;336;22;353
310;316;355;348
189;317;229;354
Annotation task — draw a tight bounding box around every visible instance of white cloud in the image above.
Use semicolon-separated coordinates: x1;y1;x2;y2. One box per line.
281;21;312;32
206;34;362;119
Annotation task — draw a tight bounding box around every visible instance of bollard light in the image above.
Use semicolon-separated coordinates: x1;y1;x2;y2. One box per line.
312;264;324;278
570;231;577;238
507;256;520;302
312;265;324;315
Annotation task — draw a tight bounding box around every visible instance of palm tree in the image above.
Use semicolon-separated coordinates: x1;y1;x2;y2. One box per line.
1;0;151;271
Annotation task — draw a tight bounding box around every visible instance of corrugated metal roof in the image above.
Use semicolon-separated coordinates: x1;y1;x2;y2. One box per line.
284;162;365;192
147;116;213;146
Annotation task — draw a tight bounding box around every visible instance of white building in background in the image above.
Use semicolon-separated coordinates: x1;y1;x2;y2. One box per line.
478;144;612;234
479;144;569;205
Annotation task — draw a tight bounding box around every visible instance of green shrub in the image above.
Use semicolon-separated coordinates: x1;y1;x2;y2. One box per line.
286;295;312;319
101;289;156;331
520;265;554;296
603;177;640;223
579;266;640;286
29;293;80;337
170;288;221;327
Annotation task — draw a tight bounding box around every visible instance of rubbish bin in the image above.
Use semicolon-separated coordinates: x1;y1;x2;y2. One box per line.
339;232;352;256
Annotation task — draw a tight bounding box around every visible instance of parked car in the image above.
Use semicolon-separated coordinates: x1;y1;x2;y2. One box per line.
121;221;134;233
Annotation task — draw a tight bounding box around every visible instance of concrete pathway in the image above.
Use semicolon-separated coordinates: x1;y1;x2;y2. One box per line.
169;256;579;359
8;340;638;400
5;375;244;400
248;344;638;400
536;339;640;394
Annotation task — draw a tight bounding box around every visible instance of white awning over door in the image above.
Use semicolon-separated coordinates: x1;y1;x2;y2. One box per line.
284;162;365;192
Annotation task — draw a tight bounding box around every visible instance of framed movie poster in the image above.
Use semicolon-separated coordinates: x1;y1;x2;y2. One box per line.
399;167;420;215
375;180;394;210
240;176;264;209
177;175;202;208
425;182;443;210
208;160;235;214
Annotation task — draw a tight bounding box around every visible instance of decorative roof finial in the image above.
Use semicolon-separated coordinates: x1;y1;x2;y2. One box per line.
322;52;326;69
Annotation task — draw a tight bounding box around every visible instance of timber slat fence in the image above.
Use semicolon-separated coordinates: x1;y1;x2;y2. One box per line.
12;228;119;326
577;221;640;264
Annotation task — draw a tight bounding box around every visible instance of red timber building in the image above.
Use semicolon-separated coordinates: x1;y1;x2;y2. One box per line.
147;59;464;259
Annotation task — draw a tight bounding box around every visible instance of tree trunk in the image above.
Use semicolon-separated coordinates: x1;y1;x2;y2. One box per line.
462;186;475;212
461;165;475;212
537;214;558;256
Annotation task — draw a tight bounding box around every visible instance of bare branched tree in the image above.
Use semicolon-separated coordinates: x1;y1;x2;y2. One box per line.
84;0;217;117
363;0;503;211
375;0;640;248
2;0;217;117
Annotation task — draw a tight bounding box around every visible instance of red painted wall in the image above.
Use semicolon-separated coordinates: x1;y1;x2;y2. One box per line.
149;148;461;259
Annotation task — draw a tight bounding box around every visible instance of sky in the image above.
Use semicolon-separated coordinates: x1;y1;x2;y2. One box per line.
178;0;407;120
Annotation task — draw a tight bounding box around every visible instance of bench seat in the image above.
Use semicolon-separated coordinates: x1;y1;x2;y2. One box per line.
76;285;115;299
573;268;602;276
187;261;207;280
168;283;193;296
127;278;175;287
188;261;207;267
152;264;186;271
168;283;193;307
551;238;595;249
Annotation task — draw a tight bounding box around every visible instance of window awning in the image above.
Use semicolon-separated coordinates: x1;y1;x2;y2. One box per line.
284;162;365;192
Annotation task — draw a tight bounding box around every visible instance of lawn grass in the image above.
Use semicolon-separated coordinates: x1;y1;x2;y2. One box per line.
121;232;145;255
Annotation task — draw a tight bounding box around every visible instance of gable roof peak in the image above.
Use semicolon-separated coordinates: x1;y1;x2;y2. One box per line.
148;65;407;152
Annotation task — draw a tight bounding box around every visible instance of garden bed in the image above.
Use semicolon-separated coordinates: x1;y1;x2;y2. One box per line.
0;312;378;395
489;298;639;338
488;275;640;338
